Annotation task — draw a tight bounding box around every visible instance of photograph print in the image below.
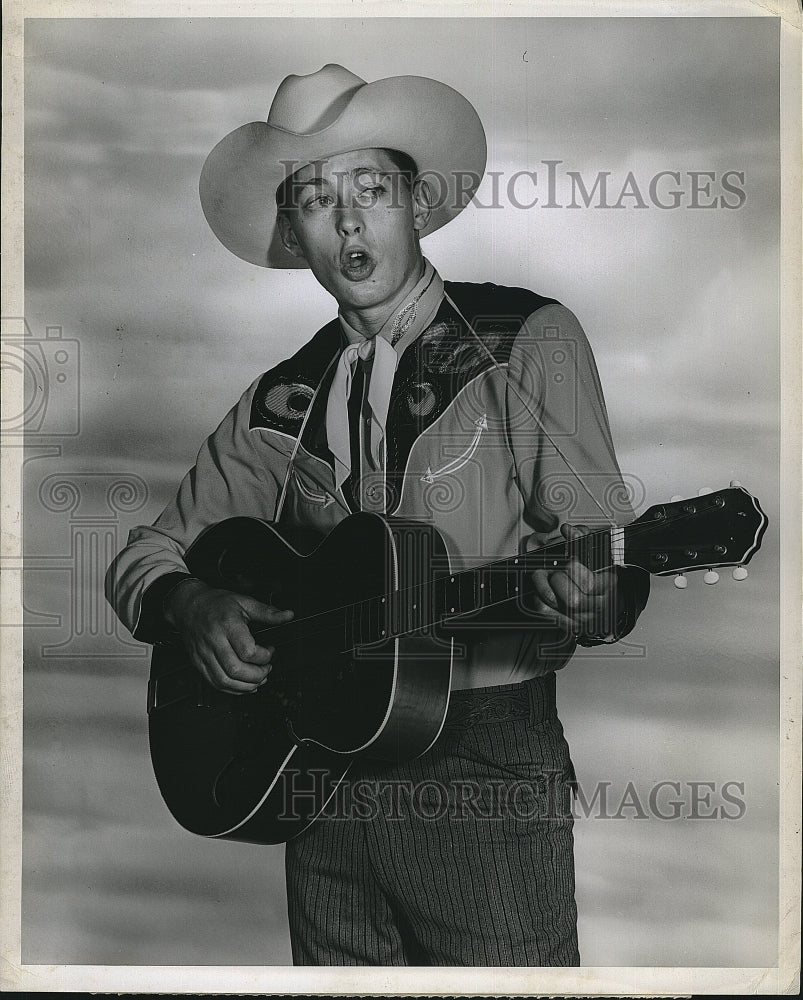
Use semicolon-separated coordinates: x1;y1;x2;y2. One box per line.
5;6;798;992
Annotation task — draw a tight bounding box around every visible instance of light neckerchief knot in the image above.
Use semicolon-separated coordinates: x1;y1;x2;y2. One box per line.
325;259;444;505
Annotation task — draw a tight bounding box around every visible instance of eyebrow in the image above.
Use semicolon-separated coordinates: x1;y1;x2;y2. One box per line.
293;166;394;193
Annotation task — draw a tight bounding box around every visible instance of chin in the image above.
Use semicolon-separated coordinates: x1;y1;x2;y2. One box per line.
337;279;387;308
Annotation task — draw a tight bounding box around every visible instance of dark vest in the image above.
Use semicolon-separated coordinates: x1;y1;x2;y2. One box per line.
249;281;557;508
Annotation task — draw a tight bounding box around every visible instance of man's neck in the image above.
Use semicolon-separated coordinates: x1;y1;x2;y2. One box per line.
338;257;426;339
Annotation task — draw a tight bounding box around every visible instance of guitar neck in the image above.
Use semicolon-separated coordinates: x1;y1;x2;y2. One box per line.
237;485;768;653
437;527;616;622
349;526;618;644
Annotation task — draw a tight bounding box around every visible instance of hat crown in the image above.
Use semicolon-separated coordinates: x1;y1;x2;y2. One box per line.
267;63;367;134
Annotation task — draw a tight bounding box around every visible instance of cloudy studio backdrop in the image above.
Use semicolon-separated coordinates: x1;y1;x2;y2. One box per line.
20;15;780;967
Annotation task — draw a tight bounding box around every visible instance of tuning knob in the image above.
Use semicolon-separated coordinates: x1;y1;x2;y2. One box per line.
703;569;720;585
729;479;742;488
670;495;683;502
732;566;749;581
698;486;713;496
674;574;688;589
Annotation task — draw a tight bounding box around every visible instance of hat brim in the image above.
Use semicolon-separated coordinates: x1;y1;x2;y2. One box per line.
199;76;487;268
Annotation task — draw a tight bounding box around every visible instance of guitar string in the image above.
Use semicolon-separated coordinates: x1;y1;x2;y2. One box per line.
249;500;745;648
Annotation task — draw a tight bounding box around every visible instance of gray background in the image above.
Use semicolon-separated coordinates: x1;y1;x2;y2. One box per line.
21;16;779;966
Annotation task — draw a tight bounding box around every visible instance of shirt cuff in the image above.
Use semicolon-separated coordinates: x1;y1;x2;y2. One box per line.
133;571;195;644
576;565;650;647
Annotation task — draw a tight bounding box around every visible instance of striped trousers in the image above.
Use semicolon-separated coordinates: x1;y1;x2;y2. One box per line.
284;672;580;966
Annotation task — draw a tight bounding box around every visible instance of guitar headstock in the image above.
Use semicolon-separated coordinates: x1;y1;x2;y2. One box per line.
624;486;768;578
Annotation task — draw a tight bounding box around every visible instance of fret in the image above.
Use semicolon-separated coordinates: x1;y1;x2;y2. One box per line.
386;589;396;639
362;596;373;644
378;593;388;640
592;531;602;571
400;592;407;637
424;579;433;631
488;563;505;607
445;572;459;618
396;587;406;638
417;578;429;632
512;559;526;611
509;555;521;607
458;570;473;618
467;567;477;618
407;581;419;634
470;564;487;614
347;600;356;650
411;578;426;634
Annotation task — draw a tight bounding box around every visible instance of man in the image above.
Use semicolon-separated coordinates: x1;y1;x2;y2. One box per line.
107;64;649;966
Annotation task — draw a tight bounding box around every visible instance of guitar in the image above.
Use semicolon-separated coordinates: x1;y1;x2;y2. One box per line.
148;485;767;844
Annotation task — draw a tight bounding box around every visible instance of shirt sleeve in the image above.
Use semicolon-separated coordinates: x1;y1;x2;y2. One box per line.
504;302;649;642
104;375;289;643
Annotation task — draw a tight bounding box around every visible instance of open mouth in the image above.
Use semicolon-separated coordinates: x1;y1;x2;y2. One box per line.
340;248;375;281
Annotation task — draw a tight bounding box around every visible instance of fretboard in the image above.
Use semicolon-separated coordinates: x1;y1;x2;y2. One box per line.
351;525;618;645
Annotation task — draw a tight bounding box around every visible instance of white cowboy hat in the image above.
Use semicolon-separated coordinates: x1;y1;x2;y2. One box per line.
199;63;487;268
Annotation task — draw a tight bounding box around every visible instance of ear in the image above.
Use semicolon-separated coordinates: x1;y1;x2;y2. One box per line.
411;177;433;233
277;213;306;260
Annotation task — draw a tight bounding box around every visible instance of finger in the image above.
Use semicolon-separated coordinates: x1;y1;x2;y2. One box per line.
196;651;263;694
560;522;590;541
245;643;273;666
548;569;584;616
526;573;576;629
562;558;599;596
214;643;272;685
525;598;577;633
238;597;295;625
531;569;559;609
230;626;274;665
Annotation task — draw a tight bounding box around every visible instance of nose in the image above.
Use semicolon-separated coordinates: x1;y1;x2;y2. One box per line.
335;202;363;238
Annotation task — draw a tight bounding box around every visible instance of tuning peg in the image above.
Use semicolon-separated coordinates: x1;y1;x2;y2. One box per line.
698;486;713;496
729;479;742;488
673;574;688;590
703;569;720;585
732;566;749;581
670;495;683;502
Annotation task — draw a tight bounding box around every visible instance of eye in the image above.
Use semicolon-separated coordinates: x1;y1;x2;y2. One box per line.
303;193;335;210
354;183;386;207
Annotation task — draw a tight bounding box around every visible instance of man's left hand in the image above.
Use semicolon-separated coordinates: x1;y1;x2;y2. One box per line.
529;523;618;641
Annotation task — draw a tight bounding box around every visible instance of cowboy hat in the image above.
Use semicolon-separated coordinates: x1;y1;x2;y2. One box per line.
199;63;487;268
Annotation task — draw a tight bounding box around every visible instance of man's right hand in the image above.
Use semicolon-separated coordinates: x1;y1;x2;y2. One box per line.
164;578;294;694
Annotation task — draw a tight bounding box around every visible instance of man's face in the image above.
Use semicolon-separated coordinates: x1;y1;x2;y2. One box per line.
277;148;430;319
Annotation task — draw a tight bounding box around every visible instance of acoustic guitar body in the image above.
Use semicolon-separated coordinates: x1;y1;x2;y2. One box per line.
147;513;454;844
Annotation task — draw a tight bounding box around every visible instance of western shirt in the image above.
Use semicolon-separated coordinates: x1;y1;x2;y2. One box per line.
106;271;648;689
